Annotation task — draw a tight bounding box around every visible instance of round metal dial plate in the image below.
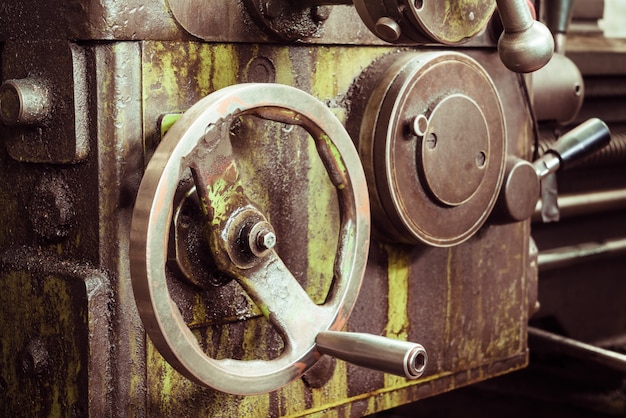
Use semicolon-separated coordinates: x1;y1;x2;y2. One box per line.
356;52;506;246
419;94;490;207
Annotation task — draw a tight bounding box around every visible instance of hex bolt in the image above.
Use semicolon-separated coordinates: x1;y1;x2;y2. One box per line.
247;220;277;257
0;78;51;126
256;229;277;251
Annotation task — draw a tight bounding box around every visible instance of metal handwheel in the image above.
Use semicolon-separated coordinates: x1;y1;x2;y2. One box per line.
130;83;370;395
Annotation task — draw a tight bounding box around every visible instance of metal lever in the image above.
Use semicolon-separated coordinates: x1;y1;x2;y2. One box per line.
534;118;611;179
495;0;554;73
316;331;428;379
496;118;611;223
535;118;610;222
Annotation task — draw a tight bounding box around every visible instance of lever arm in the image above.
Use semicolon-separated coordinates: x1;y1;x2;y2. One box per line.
534;118;611;179
496;118;611;223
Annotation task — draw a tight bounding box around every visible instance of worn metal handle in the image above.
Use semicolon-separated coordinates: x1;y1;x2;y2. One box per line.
534;118;611;179
316;331;427;379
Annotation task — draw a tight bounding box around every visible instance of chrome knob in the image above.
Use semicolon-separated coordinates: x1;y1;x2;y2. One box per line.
495;0;554;73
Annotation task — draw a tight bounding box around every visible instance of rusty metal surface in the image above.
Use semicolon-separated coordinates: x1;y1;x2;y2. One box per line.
0;0;498;46
132;42;533;416
0;41;89;163
0;0;540;416
0;37;535;416
353;0;495;44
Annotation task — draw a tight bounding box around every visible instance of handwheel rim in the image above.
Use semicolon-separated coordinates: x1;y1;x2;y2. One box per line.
130;83;370;395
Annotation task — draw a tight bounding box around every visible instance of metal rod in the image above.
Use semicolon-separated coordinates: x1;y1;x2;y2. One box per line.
316;331;427;379
529;327;626;374
533;188;626;221
497;0;534;32
537;237;626;272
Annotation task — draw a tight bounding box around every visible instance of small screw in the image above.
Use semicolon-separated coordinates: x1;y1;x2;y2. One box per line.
476;151;487;168
425;132;438;150
247;220;277;257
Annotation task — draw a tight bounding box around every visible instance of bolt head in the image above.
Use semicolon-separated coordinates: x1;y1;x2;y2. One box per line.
247;220;277;258
257;229;277;250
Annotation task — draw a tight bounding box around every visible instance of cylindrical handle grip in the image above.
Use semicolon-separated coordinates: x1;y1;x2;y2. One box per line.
316;331;427;379
534;118;611;179
544;0;575;34
550;118;611;168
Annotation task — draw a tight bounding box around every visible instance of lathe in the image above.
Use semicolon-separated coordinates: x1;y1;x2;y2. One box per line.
0;0;624;416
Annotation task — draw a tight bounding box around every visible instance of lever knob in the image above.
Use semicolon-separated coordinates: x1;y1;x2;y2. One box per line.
316;331;427;379
534;118;611;179
496;0;554;73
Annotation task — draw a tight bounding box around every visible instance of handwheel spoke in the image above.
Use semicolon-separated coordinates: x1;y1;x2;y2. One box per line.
235;253;328;350
190;149;330;346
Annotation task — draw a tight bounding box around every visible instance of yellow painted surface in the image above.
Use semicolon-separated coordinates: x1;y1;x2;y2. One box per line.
382;244;411;388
